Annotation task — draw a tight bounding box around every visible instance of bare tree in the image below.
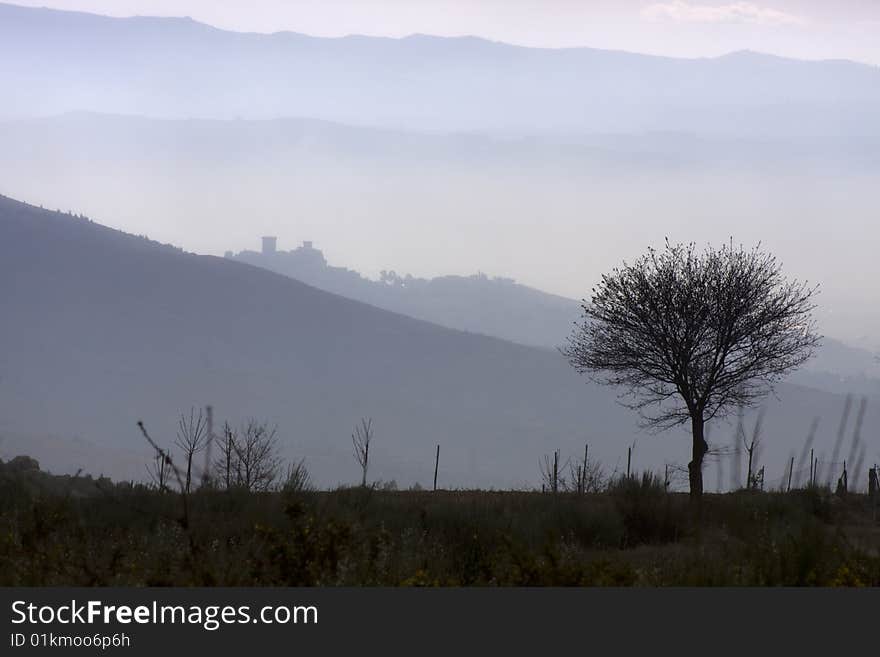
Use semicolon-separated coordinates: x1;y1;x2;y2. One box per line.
213;419;282;492
215;422;236;490
563;240;820;499
539;449;565;493
234;419;282;492
175;407;208;494
146;448;173;492
740;409;765;490
200;404;215;490
567;444;605;494
352;418;373;487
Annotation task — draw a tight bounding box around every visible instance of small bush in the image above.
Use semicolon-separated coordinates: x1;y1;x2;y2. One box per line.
607;472;683;546
281;459;314;494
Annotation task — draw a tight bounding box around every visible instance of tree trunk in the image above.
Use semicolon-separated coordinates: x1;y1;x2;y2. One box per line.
688;413;708;499
185;452;193;495
361;442;368;487
746;446;753;490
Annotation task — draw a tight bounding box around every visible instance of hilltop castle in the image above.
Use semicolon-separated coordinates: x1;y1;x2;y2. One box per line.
226;236;327;268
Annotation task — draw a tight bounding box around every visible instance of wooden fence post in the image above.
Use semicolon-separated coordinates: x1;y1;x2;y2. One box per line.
582;443;589;494
553;450;559;493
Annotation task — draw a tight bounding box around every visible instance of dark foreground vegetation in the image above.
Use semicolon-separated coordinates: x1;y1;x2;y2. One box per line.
2;457;880;586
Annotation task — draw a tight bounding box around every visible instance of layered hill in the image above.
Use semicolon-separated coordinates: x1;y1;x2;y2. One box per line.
2;2;880;137
1;195;878;489
0;193;627;487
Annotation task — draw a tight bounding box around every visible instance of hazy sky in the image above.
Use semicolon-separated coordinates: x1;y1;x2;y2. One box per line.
9;0;880;65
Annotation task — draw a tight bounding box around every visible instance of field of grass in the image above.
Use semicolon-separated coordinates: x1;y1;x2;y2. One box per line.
2;459;879;586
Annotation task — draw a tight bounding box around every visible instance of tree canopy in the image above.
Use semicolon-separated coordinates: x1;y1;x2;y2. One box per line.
563;240;820;497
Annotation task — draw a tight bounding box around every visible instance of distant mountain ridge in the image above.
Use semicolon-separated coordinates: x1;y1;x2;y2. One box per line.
2;2;879;136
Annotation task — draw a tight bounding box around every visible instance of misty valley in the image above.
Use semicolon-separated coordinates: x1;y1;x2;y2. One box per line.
1;1;880;590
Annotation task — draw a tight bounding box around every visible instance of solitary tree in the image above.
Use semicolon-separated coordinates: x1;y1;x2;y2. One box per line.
563;240;820;499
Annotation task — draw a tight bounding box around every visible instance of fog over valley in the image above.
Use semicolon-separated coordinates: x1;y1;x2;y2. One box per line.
1;112;878;348
0;1;878;491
